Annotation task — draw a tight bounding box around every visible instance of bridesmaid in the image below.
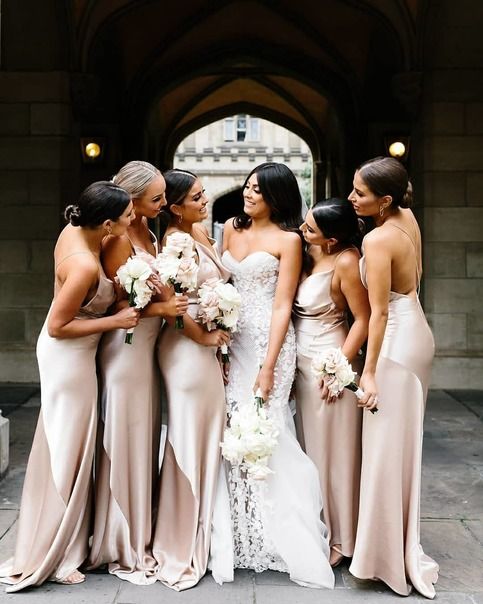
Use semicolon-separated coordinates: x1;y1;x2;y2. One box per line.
152;169;231;591
0;182;138;592
294;198;370;567
348;157;439;598
88;161;188;584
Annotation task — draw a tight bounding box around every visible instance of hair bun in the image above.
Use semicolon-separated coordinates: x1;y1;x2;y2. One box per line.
64;204;82;226
401;180;413;208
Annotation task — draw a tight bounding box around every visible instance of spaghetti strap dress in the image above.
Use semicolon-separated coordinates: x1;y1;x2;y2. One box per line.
349;224;439;598
0;254;115;592
88;232;162;584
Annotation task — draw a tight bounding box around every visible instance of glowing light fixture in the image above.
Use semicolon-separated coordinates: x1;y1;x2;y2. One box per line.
85;142;101;158
384;135;410;162
80;137;105;163
388;141;406;158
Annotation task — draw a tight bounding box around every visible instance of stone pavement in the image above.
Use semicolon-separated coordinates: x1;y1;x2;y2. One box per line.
0;388;482;604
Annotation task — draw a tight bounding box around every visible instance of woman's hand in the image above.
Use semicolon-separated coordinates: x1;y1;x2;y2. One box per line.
199;328;231;348
254;365;274;402
112;306;140;330
319;376;341;405
359;371;379;411
163;293;189;318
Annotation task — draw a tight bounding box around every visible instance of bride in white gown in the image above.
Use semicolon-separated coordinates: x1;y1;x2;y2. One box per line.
210;163;334;589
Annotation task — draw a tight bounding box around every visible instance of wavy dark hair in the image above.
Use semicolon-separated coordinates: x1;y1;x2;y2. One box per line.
358;156;413;209
158;168;198;238
233;162;303;233
64;181;130;228
304;198;362;273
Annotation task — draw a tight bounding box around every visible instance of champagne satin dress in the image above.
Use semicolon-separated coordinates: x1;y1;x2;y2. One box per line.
293;256;362;559
152;238;230;591
0;258;115;593
88;236;161;584
349;230;439;599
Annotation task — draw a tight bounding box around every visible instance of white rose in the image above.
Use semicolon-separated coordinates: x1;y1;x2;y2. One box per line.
335;364;356;388
219;309;239;330
215;282;242;312
323;347;345;374
163;232;196;258
154;253;182;285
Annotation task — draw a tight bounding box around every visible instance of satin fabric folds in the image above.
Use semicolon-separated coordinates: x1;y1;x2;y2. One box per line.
0;273;115;593
349;256;439;599
293;266;362;559
88;242;161;584
152;238;230;591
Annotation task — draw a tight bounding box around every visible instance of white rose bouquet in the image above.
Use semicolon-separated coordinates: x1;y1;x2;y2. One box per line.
311;347;378;413
197;277;241;362
116;256;154;344
220;389;279;480
154;232;199;329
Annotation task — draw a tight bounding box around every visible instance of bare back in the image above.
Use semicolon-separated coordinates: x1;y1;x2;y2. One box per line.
366;208;422;297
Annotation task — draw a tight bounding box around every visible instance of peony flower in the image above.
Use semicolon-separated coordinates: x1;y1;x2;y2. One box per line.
197;278;241;361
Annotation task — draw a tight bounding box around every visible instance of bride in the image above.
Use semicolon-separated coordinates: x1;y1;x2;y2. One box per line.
210;162;334;589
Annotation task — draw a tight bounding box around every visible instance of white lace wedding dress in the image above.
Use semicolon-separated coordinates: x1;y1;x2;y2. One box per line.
210;250;334;589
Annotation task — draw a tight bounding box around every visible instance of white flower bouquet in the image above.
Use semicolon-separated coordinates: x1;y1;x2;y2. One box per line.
220;389;279;480
116;256;154;344
197;277;241;362
154;232;199;329
311;347;378;413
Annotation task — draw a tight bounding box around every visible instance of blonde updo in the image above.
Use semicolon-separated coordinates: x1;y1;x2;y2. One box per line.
112;160;161;198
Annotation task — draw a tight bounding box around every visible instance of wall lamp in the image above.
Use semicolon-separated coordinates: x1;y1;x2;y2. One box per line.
80;137;105;163
384;135;410;161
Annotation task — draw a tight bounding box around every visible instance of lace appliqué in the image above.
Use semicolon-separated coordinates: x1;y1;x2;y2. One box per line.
223;251;295;573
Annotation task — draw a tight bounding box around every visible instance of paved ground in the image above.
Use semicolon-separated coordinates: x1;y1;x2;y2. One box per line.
0;387;482;603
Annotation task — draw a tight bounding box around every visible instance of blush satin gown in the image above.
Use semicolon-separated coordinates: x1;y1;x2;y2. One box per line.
349;227;439;599
293;249;362;560
152;237;230;591
0;256;115;592
88;234;161;584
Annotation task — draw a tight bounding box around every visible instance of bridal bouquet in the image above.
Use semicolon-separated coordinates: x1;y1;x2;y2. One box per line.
116;256;154;344
311;347;378;413
221;390;279;480
197;277;241;362
154;232;199;329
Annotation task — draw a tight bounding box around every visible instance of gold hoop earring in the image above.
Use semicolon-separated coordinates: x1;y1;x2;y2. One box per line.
379;205;385;218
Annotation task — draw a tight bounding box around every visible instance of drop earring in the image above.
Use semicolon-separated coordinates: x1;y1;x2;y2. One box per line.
177;214;183;224
379;205;385;218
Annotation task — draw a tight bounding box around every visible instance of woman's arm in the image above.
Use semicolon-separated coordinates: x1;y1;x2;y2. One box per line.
47;257;139;338
255;232;302;400
359;234;392;409
337;252;370;363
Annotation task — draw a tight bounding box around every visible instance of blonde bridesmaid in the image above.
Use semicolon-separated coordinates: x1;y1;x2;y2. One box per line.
88;162;188;583
294;198;370;567
0;182;138;592
348;157;439;598
152;169;231;591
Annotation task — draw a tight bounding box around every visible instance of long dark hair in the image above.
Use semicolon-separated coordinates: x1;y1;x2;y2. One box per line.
304;198;362;273
64;181;130;228
233;162;303;233
358;156;413;208
159;168;197;238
